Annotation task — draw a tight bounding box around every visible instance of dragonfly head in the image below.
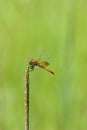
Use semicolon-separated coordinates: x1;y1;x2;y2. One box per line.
29;59;35;71
29;59;35;65
29;60;33;65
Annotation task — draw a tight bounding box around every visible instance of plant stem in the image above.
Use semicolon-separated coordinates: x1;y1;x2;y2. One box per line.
25;65;29;130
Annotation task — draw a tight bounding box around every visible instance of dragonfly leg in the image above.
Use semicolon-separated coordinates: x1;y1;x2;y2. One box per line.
29;65;34;72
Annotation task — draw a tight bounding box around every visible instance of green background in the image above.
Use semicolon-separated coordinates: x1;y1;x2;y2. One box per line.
0;0;87;130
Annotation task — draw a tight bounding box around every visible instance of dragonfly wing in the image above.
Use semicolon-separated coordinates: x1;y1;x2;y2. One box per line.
36;57;42;62
40;61;50;67
37;51;51;63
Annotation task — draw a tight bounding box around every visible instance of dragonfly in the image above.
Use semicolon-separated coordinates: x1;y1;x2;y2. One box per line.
29;57;54;75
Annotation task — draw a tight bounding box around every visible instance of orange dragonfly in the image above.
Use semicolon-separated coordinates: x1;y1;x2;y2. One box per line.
29;57;54;75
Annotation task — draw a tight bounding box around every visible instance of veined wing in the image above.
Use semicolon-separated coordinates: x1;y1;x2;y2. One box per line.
39;61;50;67
36;52;51;67
36;51;51;63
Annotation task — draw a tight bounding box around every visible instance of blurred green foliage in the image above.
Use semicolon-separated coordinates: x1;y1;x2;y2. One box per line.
0;0;87;130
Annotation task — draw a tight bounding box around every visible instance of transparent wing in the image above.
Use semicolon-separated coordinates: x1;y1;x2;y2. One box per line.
37;50;50;62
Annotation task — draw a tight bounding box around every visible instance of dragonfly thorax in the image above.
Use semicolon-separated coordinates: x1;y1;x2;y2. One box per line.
29;60;38;71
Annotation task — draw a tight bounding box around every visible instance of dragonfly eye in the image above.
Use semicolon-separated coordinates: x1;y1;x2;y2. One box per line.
29;61;32;65
29;60;33;65
29;59;35;65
